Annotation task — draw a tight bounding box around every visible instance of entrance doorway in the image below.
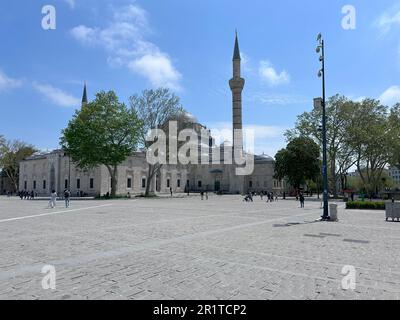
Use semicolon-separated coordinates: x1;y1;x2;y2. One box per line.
214;180;221;192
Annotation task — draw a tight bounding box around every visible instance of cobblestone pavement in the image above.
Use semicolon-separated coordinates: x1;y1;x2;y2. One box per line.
0;195;399;300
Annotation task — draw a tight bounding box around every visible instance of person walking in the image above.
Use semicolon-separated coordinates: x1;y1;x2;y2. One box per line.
170;187;173;197
64;189;71;208
49;190;57;209
299;193;305;208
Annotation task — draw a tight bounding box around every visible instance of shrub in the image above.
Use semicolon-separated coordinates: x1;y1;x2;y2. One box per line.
346;201;386;210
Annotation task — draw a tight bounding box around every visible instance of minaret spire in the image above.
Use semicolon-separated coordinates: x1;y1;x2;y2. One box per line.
81;82;88;108
233;30;241;61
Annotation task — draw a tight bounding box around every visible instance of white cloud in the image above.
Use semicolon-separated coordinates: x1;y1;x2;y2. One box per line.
259;60;290;86
248;92;308;106
63;0;76;9
33;82;80;107
375;6;400;34
245;124;287;139
379;86;400;106
240;52;253;74
70;4;181;91
128;53;182;90
70;25;96;44
0;70;23;92
354;96;366;102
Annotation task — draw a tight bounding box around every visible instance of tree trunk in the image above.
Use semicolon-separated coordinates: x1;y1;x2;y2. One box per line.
145;164;155;197
145;167;152;197
330;159;338;198
145;164;162;197
5;168;18;192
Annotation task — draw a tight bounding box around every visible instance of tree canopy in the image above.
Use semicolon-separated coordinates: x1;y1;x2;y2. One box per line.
60;91;142;197
129;88;189;196
274;137;320;190
0;137;36;191
286;95;400;196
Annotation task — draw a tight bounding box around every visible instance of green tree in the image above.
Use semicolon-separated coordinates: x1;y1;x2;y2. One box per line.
274;137;320;190
286;95;357;197
60;91;142;197
349;99;400;197
129;88;189;197
0;138;36;191
388;104;400;167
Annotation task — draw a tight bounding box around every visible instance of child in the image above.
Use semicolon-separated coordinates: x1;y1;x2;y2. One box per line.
49;190;57;209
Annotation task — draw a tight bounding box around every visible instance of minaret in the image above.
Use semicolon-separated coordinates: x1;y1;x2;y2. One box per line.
81;82;88;108
229;31;245;151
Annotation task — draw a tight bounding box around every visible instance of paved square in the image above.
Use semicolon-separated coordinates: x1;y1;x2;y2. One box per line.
0;195;399;300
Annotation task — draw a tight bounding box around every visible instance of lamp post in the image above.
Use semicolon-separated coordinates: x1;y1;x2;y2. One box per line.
68;154;71;191
316;33;330;220
317;125;323;204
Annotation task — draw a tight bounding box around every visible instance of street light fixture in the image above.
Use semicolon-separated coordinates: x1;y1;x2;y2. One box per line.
316;33;330;221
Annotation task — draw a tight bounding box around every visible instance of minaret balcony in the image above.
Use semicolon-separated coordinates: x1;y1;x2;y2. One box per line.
229;78;245;90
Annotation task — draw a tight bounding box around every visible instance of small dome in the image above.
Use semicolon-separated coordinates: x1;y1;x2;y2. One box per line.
254;154;274;163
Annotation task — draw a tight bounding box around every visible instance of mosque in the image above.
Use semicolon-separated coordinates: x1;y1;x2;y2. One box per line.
18;34;285;196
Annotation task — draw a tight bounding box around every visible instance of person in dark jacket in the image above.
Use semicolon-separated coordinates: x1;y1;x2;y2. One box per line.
299;193;305;208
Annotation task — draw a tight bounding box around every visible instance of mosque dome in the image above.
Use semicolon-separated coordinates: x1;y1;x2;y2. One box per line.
254;153;275;164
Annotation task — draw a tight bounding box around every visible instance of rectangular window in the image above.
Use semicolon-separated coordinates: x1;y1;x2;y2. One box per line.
127;178;132;189
177;179;181;188
43;180;46;190
142;178;146;188
198;181;202;188
167;179;170;188
24;181;27;190
77;179;81;189
90;178;94;189
249;181;253;188
65;179;68;189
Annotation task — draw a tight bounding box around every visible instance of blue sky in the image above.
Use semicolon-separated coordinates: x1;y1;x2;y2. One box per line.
1;0;400;156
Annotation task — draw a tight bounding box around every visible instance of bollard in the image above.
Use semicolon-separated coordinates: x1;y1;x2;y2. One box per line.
329;203;338;221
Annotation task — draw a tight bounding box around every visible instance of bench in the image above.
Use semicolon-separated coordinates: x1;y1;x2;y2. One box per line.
386;202;400;222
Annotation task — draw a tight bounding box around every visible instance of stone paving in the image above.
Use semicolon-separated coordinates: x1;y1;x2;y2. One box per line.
0;195;399;300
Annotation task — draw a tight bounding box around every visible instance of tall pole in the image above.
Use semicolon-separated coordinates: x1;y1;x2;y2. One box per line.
317;34;329;220
68;156;71;191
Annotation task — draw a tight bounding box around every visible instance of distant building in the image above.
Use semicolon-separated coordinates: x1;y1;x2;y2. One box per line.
388;167;400;186
347;170;360;178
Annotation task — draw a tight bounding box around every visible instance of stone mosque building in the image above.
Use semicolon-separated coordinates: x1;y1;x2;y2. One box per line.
18;34;284;197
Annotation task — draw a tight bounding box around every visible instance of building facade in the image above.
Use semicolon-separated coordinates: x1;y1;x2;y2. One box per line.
18;34;282;197
388;167;400;187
